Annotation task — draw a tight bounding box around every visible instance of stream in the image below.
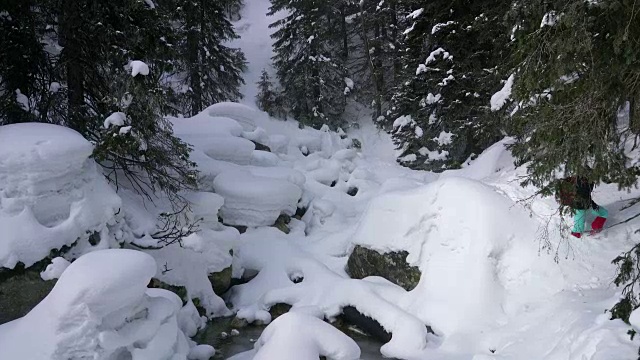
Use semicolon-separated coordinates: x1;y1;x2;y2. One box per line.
195;317;388;359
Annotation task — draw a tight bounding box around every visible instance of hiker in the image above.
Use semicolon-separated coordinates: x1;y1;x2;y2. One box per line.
556;176;608;238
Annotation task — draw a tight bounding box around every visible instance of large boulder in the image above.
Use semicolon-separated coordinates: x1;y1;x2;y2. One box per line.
0;265;56;324
346;245;421;291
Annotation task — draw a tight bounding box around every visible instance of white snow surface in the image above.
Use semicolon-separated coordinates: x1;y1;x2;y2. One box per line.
229;312;361;360
129;60;150;77
3;1;640;359
0;123;122;269
490;74;515;111
0;249;205;360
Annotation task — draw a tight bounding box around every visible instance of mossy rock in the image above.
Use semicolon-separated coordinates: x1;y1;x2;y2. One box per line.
346;245;421;291
268;303;292;320
0;263;56;324
273;214;291;234
209;266;232;296
148;278;188;303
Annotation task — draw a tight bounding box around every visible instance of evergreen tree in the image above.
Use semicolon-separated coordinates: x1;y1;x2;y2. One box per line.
508;0;640;337
384;0;510;171
169;0;247;116
353;0;402;120
269;0;347;129
256;69;278;116
509;0;640;191
0;0;61;125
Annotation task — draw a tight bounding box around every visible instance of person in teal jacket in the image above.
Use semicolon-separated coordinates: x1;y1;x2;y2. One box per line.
567;177;608;238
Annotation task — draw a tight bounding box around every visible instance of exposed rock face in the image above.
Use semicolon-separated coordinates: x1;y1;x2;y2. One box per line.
209;266;232;295
341;306;391;343
346;245;421;291
0;266;56;324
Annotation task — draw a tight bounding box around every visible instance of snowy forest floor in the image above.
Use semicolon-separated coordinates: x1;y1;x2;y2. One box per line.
2;1;640;360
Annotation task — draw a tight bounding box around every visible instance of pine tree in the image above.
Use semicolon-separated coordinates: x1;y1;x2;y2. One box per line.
269;0;347;129
256;69;278;116
169;0;247;116
0;0;61;125
509;0;640;190
384;0;510;171
353;0;402;120
507;0;640;337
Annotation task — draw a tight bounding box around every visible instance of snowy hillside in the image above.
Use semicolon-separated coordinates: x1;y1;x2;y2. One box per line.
2;0;640;360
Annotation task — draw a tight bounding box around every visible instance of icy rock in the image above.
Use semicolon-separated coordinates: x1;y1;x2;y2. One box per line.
213;170;302;227
346;245;421;291
0;123;122;269
0;249;197;360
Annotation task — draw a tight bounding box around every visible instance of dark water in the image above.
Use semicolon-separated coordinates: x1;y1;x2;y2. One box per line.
195;317;387;359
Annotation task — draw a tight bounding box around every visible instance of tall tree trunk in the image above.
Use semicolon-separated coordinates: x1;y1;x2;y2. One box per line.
187;1;202;115
61;0;85;133
341;3;348;61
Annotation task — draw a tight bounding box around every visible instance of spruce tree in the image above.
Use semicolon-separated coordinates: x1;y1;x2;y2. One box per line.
269;0;347;129
256;69;278;116
509;0;640;190
0;0;61;125
169;0;247;116
384;0;510;171
508;0;640;336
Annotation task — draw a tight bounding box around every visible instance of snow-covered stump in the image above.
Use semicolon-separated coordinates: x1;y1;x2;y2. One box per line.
0;249;211;360
229;312;361;360
0;123;122;269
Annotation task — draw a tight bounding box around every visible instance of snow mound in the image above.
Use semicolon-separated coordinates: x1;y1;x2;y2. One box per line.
0;249;201;360
352;176;564;336
206;102;259;131
231;312;360;360
213;170;302;227
229;228;429;359
0;123;122;269
170;115;244;138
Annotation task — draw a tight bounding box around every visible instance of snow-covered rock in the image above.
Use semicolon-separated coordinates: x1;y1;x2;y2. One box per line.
229;312;360;360
0;249;198;360
206;102;259;131
0;123;122;269
213;170;302;227
351;176;564;336
40;257;71;281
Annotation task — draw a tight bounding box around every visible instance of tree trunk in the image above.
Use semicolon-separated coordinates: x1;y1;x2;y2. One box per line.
61;0;85;133
187;1;202;115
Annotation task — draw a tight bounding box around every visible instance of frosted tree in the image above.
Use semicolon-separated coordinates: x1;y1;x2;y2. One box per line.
384;0;510;171
169;0;247;115
269;0;347;128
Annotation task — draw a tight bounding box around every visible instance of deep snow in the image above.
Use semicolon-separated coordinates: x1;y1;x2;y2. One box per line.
1;0;640;359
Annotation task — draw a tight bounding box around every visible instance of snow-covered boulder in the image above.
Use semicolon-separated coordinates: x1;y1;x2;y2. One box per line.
0;249;201;360
0;123;122;269
206;102;259;131
213;170;302;227
228;312;360;360
351;177;564;336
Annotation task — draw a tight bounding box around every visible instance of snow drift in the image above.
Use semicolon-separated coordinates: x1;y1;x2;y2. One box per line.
0;249;207;360
0;123;122;269
351;176;564;336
